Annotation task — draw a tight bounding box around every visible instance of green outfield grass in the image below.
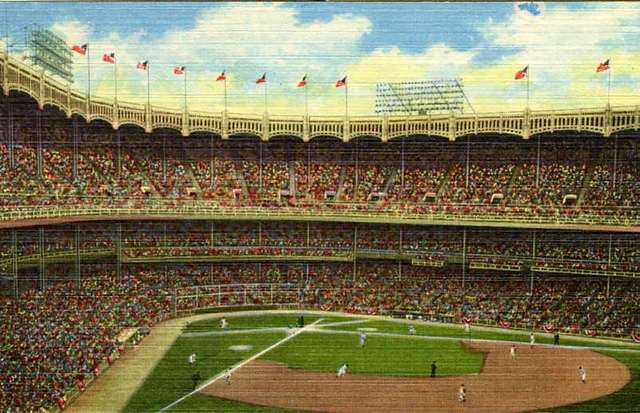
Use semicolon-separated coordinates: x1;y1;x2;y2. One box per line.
263;331;483;376
323;319;640;350
184;313;357;333
124;312;640;413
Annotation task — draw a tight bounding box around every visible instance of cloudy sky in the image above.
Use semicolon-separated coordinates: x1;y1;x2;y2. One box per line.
4;2;640;115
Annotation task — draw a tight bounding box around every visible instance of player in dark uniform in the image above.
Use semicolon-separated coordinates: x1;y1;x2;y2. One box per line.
430;361;437;378
191;371;201;390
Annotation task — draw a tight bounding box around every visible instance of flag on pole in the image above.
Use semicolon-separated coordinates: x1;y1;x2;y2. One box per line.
216;71;226;81
102;53;116;64
71;44;87;55
596;59;610;73
256;73;266;84
136;61;148;70
336;76;347;87
174;66;185;75
297;75;307;87
514;65;528;80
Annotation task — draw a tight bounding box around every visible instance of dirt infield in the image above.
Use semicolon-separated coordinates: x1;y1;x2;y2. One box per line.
201;341;631;413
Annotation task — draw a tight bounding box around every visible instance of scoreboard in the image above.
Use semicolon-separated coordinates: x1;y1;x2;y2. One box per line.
375;79;466;116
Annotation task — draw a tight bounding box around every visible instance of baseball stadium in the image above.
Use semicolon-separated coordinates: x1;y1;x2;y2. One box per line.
1;2;640;413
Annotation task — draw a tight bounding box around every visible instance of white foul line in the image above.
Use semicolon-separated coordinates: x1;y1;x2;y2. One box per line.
155;318;324;413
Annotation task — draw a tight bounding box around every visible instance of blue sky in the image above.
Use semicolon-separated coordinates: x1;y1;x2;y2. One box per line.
3;2;639;115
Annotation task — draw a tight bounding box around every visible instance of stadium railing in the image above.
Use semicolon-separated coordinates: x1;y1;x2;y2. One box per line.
1;202;639;228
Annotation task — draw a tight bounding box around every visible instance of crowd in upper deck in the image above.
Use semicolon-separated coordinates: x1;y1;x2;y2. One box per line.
1;116;639;223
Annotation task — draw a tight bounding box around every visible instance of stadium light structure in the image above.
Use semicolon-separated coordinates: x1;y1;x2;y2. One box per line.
23;23;73;83
375;79;475;116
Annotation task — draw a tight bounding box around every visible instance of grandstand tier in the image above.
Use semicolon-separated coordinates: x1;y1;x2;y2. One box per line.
1;92;639;227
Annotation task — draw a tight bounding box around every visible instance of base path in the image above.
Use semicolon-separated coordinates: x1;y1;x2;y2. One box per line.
201;341;631;413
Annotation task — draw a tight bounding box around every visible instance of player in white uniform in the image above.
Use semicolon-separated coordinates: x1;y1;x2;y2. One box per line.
579;366;586;384
408;325;416;335
223;368;232;385
529;332;535;348
336;363;348;378
359;332;367;347
188;353;196;366
458;384;466;403
220;318;228;329
510;345;516;360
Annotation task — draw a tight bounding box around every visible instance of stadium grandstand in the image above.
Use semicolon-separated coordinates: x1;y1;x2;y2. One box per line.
0;21;639;413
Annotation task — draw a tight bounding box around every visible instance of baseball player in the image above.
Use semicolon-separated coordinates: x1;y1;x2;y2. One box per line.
336;363;348;378
579;366;586;384
359;332;367;348
408;325;416;335
223;368;232;385
191;371;201;390
510;345;516;360
529;332;535;348
188;353;196;366
220;318;228;329
458;384;466;403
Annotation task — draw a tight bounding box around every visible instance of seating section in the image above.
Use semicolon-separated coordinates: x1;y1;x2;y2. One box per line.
2;223;639;273
1;253;639;411
1;112;639;217
0;272;170;412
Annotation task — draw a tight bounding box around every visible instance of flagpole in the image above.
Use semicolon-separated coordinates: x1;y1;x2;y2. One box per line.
305;82;308;116
607;62;611;107
264;76;268;113
224;76;227;113
184;69;187;112
526;65;530;109
147;62;151;110
345;80;348;118
114;55;118;104
87;44;91;108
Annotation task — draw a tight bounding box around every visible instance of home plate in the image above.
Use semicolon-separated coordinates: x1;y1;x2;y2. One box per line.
357;328;378;332
228;345;253;352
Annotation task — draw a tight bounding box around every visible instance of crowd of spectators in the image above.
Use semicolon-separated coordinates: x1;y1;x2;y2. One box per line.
1;255;639;411
293;262;640;337
2;222;640;274
3;127;640;217
0;273;171;412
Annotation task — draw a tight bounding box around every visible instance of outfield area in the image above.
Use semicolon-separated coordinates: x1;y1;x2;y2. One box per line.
112;312;640;413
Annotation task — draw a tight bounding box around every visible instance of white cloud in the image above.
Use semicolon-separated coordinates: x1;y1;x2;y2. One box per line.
36;3;640;116
51;19;91;45
46;3;373;114
462;3;640;111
